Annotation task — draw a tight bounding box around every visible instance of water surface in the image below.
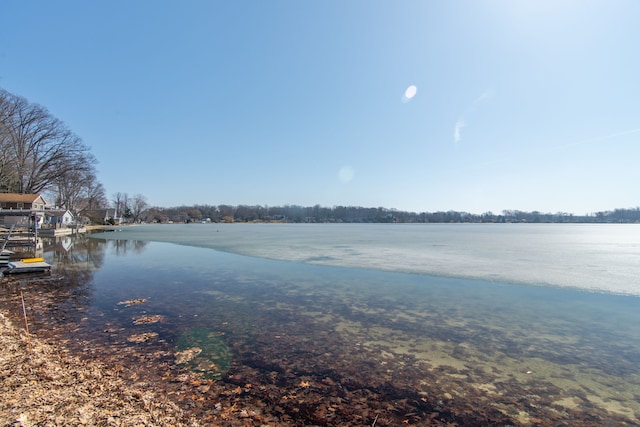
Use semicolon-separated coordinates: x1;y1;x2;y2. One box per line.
22;224;640;425
99;223;640;295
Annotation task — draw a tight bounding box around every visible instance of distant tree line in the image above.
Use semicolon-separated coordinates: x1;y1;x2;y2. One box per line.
0;87;106;214
141;204;640;224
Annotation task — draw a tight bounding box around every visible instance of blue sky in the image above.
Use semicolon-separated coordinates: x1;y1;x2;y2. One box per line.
1;1;638;214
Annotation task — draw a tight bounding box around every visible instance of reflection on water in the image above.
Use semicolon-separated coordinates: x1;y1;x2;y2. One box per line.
7;234;640;425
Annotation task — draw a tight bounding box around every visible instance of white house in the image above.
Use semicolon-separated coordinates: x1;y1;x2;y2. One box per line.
45;209;75;227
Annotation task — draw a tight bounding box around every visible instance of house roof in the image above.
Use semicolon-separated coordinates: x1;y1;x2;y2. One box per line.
0;193;46;204
45;209;73;216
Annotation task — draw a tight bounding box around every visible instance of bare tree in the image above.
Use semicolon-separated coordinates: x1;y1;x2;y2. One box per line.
130;194;148;223
0;90;19;191
49;152;100;212
49;167;85;209
0;88;96;194
80;179;107;213
0;143;13;192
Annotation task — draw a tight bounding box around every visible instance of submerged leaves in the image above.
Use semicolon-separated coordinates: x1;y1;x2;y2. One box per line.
175;347;202;364
117;298;147;307
126;332;159;343
133;314;164;325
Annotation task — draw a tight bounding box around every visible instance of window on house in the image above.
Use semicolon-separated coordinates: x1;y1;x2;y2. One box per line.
17;202;24;209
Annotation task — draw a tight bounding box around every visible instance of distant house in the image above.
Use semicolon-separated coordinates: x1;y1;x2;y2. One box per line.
82;208;120;225
37;209;82;235
45;209;74;226
0;193;46;226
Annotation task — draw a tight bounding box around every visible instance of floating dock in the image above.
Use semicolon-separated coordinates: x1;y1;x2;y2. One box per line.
2;258;52;275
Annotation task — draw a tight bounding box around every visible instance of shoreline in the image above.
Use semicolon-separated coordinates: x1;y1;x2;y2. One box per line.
0;309;194;426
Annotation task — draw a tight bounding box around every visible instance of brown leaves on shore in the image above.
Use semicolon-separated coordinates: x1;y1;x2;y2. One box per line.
0;313;196;426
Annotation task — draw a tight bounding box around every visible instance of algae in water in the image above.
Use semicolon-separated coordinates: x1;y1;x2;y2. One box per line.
175;327;231;380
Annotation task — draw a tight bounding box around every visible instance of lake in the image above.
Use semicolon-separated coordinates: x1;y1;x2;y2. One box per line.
23;223;640;425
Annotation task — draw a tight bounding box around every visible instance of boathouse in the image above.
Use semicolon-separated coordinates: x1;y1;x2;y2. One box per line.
0;193;47;226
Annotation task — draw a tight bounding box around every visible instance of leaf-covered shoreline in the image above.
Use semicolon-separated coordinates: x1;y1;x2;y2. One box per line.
0;311;197;426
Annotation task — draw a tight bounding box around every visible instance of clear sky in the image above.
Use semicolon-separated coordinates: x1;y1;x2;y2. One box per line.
1;1;638;215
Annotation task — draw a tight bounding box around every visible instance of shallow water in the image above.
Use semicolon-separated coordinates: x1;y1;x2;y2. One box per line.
23;224;640;424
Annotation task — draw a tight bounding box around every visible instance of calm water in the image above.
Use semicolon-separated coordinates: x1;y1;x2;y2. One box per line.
96;223;640;295
36;224;640;424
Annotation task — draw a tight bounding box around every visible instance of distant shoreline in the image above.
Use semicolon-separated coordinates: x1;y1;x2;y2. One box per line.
139;204;640;225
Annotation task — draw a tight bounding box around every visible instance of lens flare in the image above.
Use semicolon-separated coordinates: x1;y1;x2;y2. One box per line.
338;166;355;183
402;85;417;103
405;85;417;99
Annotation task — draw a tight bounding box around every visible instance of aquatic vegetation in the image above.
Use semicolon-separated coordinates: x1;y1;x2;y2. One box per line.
175;327;231;380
